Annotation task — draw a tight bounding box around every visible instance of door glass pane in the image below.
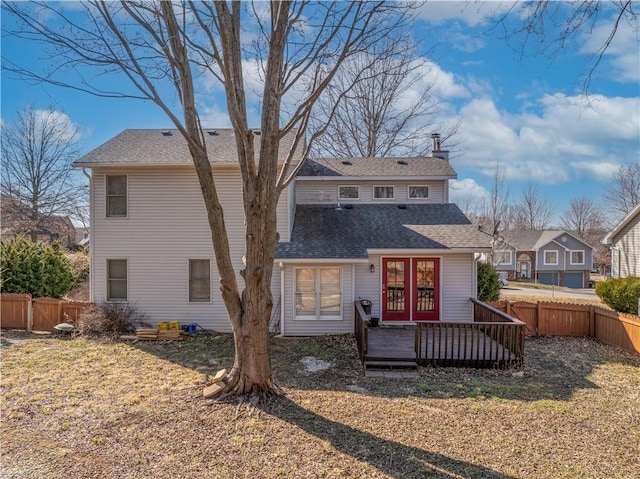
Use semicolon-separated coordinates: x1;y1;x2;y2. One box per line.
386;261;405;312
416;260;435;312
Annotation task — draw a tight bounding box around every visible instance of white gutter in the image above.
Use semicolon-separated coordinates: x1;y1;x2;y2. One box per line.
296;175;456;181
276;258;369;264
367;248;491;255
82;168;94;302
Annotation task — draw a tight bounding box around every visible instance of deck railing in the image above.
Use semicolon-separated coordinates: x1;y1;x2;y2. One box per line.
354;300;369;362
414;299;525;368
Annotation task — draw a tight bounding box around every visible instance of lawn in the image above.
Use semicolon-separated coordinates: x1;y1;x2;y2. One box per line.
1;331;639;479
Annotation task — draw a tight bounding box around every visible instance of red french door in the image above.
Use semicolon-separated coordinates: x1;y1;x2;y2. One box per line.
382;258;439;321
382;258;410;320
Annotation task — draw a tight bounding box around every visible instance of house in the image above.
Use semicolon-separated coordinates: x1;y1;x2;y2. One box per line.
492;230;593;288
73;129;491;335
0;194;77;246
602;204;640;278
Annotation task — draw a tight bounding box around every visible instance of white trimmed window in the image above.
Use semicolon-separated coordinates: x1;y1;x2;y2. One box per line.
570;250;585;265
295;267;341;320
544;251;558;265
374;186;394;199
107;259;127;301
339;186;359;200
408;185;429;199
106;175;127;217
189;259;211;302
494;251;512;265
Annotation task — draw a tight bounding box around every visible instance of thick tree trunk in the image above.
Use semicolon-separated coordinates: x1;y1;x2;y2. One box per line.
224;190;280;397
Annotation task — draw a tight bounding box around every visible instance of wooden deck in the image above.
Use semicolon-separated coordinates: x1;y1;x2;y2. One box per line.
354;299;525;369
367;325;518;366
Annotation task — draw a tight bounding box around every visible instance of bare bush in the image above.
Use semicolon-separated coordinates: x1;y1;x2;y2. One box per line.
77;302;150;337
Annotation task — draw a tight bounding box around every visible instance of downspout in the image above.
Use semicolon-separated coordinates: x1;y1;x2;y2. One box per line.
82;168;93;302
277;262;285;337
473;254;479;300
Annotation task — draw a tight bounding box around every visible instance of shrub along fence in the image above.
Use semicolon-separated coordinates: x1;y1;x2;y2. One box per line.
1;293;91;332
488;300;640;355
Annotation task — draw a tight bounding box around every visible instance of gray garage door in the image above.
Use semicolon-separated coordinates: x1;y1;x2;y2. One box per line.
564;272;584;289
538;272;559;286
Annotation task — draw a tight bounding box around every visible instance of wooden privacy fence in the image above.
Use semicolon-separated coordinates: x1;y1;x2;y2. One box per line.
1;293;91;332
488;300;640;355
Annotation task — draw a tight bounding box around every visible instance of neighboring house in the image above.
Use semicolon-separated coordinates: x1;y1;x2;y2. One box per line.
492;230;593;288
602;204;640;278
0;194;77;246
75;227;90;248
73;129;491;335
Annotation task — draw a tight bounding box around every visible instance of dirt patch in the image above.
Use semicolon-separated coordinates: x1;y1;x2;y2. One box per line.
1;330;639;478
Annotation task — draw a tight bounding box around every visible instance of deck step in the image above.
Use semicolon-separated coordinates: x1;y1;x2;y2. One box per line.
364;360;418;370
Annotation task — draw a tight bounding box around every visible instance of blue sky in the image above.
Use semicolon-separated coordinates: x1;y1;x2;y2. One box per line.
2;1;639;225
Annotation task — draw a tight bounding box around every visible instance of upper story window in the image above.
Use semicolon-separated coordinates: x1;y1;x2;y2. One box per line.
570;250;585;265
339;186;359;200
494;251;512;265
544;250;558;265
107;175;127;217
374;186;394;199
107;259;127;301
408;185;429;199
189;259;211;302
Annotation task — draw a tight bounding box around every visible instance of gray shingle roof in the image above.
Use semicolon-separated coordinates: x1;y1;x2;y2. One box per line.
507;230;590;250
73;129;303;166
276;204;491;259
298;157;456;178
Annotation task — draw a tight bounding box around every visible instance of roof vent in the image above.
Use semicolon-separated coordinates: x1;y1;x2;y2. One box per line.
396;160;408;165
161;131;172;136
344;204;353;209
397;204;407;210
207;130;218;136
341;160;352;166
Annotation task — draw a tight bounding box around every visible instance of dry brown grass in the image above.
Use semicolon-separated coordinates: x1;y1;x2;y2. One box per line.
1;331;639;479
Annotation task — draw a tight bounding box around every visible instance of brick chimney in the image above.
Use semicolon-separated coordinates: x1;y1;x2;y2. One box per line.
430;133;449;162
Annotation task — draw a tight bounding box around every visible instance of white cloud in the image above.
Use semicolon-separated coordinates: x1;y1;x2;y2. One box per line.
579;10;640;82
452;93;640;185
199;104;232;129
450;178;490;204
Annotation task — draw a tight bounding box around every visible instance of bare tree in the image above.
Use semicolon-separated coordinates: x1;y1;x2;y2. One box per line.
495;1;638;92
604;162;640;219
3;1;414;398
1;105;83;243
561;196;605;238
309;40;458;158
477;166;511;264
510;183;554;230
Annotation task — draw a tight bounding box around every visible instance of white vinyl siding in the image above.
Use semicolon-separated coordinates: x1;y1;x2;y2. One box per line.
91;166;287;331
295;180;446;204
610;212;640;278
